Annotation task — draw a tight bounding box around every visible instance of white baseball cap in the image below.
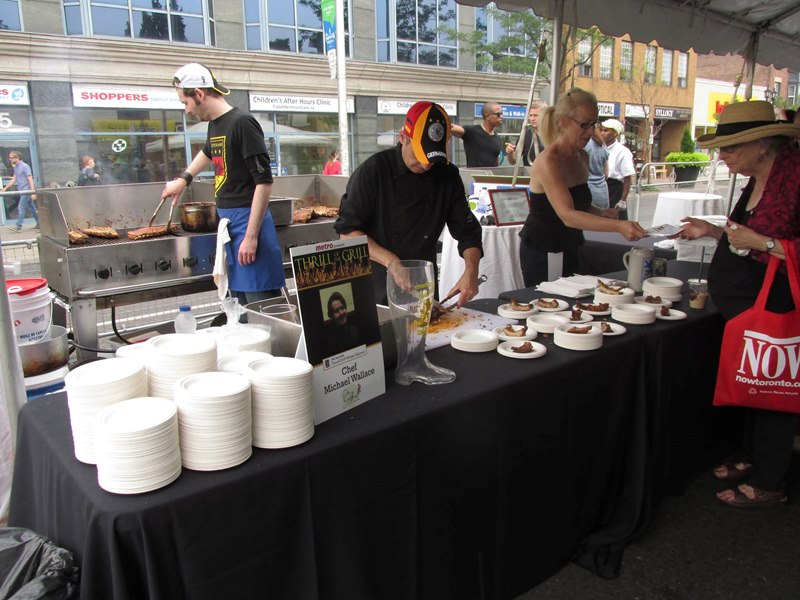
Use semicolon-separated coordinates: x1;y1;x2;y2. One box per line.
600;119;624;135
173;63;230;95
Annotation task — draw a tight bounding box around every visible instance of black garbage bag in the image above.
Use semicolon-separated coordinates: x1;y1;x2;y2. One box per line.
0;528;79;599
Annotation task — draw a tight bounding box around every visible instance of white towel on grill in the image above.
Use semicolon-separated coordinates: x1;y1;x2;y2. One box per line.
213;218;231;300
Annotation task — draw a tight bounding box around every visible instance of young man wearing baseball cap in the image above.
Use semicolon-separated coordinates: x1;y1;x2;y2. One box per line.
161;63;285;306
334;101;483;306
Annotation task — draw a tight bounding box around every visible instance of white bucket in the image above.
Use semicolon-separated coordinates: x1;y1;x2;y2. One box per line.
6;278;53;345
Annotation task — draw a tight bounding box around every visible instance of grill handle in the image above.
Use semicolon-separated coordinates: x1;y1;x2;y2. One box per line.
76;274;213;298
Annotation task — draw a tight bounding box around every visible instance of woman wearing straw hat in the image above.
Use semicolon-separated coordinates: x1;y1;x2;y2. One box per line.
680;100;800;508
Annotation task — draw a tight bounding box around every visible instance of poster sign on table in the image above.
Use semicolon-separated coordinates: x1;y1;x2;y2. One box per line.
290;236;385;424
487;188;531;226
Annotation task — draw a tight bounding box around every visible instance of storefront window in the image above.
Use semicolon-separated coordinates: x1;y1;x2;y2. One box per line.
376;0;457;67
73;107;190;184
254;112;342;175
0;0;22;31
63;0;214;45
243;0;350;56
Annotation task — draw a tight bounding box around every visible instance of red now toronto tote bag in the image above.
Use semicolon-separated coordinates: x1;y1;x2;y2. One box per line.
713;239;800;414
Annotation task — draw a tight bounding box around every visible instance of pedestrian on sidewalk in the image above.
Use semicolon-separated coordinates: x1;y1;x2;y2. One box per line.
3;151;39;232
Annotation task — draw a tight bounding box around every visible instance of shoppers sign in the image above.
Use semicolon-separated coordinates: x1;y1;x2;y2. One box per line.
72;85;183;110
249;94;354;113
0;83;30;106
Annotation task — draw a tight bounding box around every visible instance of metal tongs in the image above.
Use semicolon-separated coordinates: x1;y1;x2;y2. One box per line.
148;195;175;230
437;274;488;310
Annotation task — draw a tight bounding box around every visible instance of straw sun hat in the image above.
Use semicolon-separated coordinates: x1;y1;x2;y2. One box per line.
696;100;800;149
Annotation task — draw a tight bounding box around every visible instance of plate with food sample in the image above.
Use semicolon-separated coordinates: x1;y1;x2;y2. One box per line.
593;321;627;336
493;323;537;342
573;301;612;316
634;295;673;308
496;340;547;359
534;297;569;312
556;309;594;324
497;299;539;319
654;307;687;321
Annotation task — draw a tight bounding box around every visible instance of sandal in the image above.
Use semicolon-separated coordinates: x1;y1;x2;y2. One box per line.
713;462;754;482
716;484;788;509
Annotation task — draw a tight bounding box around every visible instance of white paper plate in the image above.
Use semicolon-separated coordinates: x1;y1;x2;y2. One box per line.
450;329;499;352
554;324;603;351
534;298;569;312
527;313;570;335
497;303;539;319
655;308;688;321
593;322;627;336
643;277;683;289
496;340;547;359
634;296;673;308
493;324;537;342
612;303;656;325
554;310;593;324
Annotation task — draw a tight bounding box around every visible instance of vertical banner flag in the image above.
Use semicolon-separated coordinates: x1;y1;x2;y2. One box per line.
322;0;337;79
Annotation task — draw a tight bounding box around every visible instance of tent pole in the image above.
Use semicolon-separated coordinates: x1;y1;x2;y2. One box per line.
726;33;760;215
549;0;564;106
511;28;547;187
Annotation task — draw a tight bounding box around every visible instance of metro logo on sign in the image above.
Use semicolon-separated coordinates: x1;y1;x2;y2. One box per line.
0;82;30;106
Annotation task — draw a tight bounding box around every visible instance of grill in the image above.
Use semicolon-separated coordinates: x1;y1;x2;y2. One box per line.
38;177;345;357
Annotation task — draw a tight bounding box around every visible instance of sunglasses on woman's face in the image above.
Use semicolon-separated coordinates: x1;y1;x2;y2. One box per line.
569;117;598;130
718;144;740;154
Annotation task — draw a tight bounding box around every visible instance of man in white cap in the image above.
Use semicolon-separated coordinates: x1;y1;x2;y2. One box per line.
161;63;285;307
598;118;635;212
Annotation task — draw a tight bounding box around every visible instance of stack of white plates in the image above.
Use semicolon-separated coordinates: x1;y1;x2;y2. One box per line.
115;341;152;365
526;313;570;335
594;287;635;307
94;396;182;494
174;372;253;471
450;329;499;352
146;334;217;400
611;304;657;325
246;357;314;449
212;325;272;358
65;357;148;464
554;323;603;351
642;277;683;302
218;351;273;374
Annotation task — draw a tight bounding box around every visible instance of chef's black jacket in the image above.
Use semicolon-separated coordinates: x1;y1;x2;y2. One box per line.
334;144;483;304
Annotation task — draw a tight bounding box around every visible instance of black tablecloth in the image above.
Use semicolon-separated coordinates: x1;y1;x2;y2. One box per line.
9;266;725;600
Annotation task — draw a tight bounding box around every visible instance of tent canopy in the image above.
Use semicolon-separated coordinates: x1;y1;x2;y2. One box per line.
456;0;800;72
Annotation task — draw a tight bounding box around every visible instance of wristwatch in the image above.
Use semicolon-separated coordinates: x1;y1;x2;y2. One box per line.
765;238;776;251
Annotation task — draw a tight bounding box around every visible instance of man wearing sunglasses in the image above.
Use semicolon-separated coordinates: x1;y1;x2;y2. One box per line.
598;119;635;214
451;101;515;167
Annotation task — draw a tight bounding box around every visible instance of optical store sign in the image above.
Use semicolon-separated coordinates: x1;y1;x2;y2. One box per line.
0;83;30;106
250;94;355;113
72;85;183;110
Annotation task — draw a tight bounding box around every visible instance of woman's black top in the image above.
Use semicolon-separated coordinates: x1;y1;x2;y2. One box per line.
708;187;793;321
520;183;592;253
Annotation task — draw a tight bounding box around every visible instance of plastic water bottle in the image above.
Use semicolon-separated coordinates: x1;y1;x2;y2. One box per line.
174;305;197;334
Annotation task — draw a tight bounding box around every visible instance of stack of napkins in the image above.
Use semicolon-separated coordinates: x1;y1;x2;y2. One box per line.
536;275;626;298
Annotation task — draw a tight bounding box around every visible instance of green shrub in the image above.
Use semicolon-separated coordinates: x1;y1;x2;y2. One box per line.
664;151;710;168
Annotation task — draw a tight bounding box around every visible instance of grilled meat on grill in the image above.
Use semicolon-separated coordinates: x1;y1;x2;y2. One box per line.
80;226;119;239
127;224;179;240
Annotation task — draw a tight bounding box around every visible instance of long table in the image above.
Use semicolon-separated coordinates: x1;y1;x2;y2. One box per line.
9;261;726;599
